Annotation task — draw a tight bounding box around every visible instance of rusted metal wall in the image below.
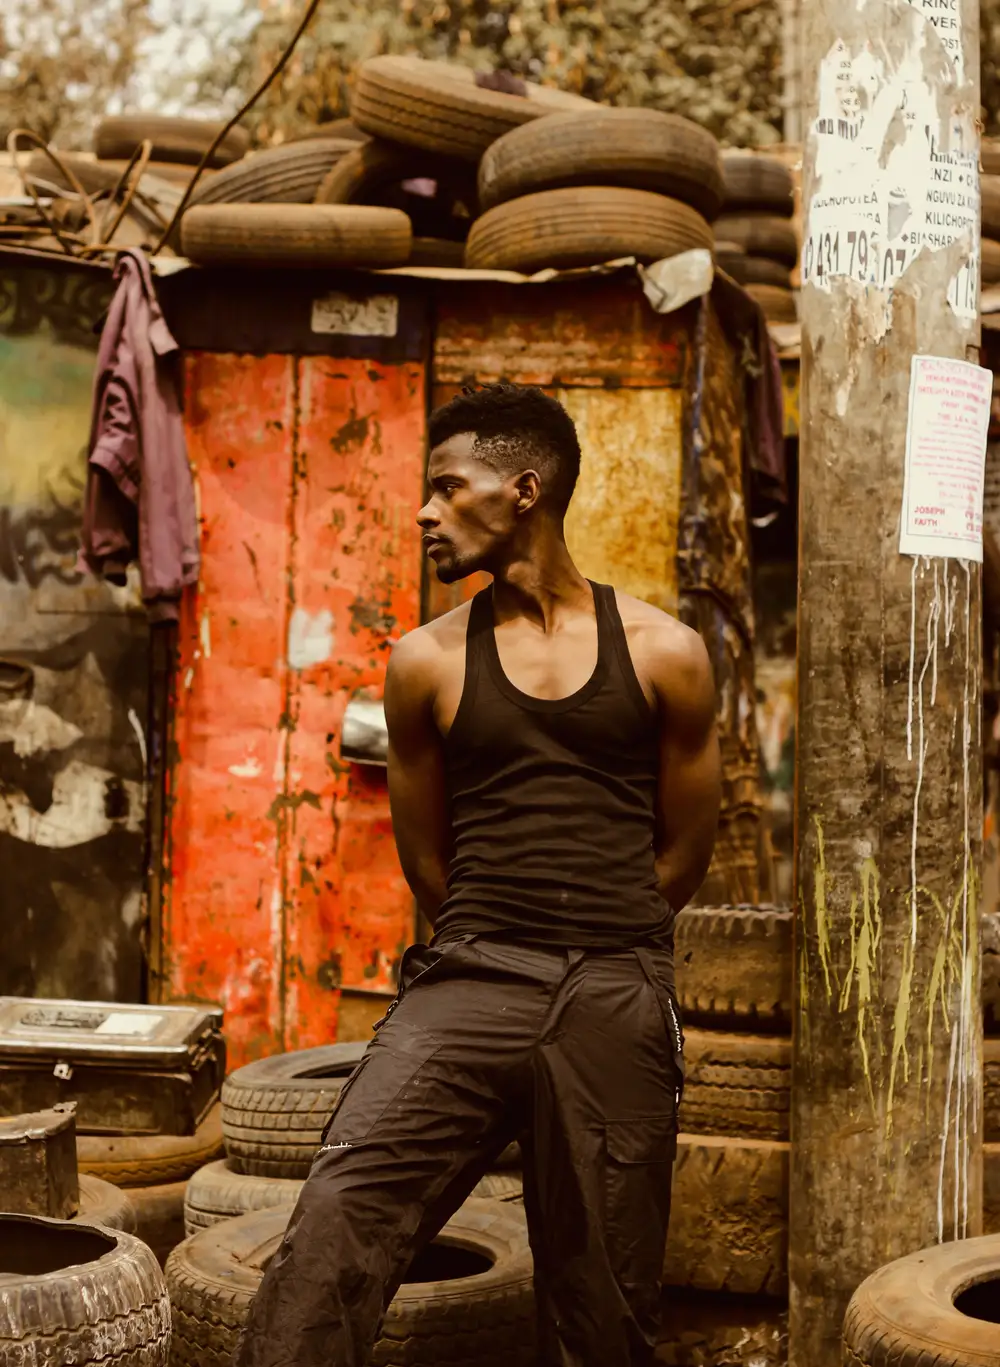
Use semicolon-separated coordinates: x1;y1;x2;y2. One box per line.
0;251;150;1001
159;272;427;1067
431;278;760;902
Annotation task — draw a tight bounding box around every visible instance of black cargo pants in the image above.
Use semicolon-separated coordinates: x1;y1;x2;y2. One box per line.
234;937;684;1367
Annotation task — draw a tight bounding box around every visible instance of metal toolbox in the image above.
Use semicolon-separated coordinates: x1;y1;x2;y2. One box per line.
0;998;225;1136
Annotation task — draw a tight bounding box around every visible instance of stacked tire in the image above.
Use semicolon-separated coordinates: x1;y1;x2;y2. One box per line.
78;1103;225;1265
660;904;792;1366
714;152;799;323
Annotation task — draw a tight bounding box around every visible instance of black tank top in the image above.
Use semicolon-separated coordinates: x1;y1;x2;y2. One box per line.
433;581;674;950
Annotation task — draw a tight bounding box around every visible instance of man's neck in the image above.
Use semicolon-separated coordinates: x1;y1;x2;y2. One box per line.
490;538;592;632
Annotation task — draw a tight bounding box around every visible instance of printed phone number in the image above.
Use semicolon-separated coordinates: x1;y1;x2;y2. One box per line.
802;227;979;314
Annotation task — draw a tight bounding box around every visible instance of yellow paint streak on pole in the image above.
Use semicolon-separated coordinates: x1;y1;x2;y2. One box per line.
886;936;915;1138
813;816;833;1001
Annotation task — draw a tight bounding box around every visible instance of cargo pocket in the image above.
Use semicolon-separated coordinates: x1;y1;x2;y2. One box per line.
318;1023;443;1151
604;1114;677;1329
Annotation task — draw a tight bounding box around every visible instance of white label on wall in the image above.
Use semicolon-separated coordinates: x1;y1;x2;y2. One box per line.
311;292;399;337
900;355;991;562
802;40;978;320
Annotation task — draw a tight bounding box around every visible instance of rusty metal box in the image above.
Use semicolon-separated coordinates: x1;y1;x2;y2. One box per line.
0;1103;79;1219
0;998;225;1136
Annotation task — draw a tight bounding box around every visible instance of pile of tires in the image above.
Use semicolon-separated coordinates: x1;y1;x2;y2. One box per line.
843;1232;1000;1367
78;1102;225;1265
714;152;799;324
659;904;792;1366
183;1042;521;1236
0;1214;170;1365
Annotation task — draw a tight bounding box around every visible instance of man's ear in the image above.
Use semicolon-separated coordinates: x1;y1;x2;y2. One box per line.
514;470;541;513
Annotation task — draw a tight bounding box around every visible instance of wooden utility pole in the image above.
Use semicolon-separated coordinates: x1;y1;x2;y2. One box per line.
792;0;985;1363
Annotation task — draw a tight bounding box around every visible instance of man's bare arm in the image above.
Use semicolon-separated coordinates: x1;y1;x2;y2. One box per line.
383;633;451;925
651;626;722;911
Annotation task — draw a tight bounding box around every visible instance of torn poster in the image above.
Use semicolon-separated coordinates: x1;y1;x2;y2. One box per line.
899;355;991;562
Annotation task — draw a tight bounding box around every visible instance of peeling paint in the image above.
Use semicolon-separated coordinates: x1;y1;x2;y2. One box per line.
288;607;334;670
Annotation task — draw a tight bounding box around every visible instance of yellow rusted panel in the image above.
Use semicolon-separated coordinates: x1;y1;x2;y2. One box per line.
782;360;800;437
558;386;682;613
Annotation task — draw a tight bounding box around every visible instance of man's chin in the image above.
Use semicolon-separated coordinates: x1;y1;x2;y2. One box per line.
434;558;476;585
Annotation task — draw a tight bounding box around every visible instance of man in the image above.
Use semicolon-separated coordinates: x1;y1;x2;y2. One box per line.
236;381;721;1367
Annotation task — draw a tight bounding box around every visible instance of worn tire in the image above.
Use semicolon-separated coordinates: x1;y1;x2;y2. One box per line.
722;152;795;216
842;1232;1000;1367
984;239;1000;286
180;203;411;268
657;1288;788;1367
314;138;412;204
352;55;592;163
0;1215;169;1366
666;1135;788;1299
222;1042;367;1179
166;1198;535;1367
76;1173;136;1233
477;108;724;222
985;910;1000;1031
409;236;467;267
78;1102;223;1187
290;119;369;143
986;1036;999;1143
184;1159;302;1237
682;1032;789;1141
466;187;713;273
24;151;216;195
187;139;356;207
713;214;799;267
716;252;792;289
746;284;798;323
95;115;249;168
675;905;792;1031
125;1179;188;1267
983;176;1000;239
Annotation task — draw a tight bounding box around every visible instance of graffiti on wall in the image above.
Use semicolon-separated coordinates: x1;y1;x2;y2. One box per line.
0;258;149;1003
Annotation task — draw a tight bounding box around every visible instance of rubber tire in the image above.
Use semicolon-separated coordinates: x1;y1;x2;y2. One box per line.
722;152;795;216
985;910;1000;1030
126;1179;188;1267
24;152;217;195
713;214;799;267
843;1232;1000;1367
682;1031;789;1141
717;253;792;289
183;1159;521;1237
657;1288;788;1367
179;203;411;269
984;239;1000;286
187;139;357;207
166;1198;536;1367
184;1159;303;1237
352;55;593;164
222;1042;367;1179
477;108;725;222
314;138;412;204
987;1036;999;1143
95;115;250;168
666;1135;788;1299
983;176;1000;239
746;284;798;324
290;119;369;143
675;905;792;1031
409;237;467;267
78;1102;223;1187
76;1173;136;1233
466;187;714;273
0;1214;169;1365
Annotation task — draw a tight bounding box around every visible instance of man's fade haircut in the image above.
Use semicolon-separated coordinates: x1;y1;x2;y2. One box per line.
428;382;582;516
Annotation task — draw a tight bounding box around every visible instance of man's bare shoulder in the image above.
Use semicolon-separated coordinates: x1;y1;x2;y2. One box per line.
613;590;709;671
387;601;474;681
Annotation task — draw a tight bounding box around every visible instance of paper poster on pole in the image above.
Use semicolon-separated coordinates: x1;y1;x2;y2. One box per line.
899;356;991;562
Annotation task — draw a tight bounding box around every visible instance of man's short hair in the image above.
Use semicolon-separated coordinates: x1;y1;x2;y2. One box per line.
428;382;582;516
